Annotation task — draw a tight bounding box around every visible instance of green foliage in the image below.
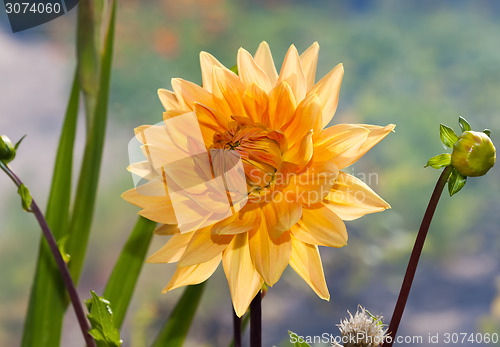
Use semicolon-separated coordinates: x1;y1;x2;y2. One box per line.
17;184;32;212
0;135;16;163
288;331;312;347
458;116;471;132
484;129;491;137
103;217;156;328
448;168;467;196
86;291;122;347
440;124;459;148
152;283;206;347
425;153;451;169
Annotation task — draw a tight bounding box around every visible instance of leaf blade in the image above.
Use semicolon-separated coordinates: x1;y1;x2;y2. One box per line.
458;116;471;132
425;153;451;169
448;168;467;196
440;124;459;148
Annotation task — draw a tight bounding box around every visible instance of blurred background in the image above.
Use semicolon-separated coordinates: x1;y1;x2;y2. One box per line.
1;0;500;346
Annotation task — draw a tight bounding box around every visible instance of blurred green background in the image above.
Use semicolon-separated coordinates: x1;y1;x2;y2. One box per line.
1;0;499;346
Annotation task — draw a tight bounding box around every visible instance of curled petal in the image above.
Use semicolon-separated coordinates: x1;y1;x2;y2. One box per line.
162;255;221;293
212;208;261;235
243;83;269;124
155;224;180;235
147;232;194;263
178;226;233;266
238;48;272;93
249;211;292;286
254;41;278;86
200;51;226;92
268;82;297;129
288;160;339;205
292;205;347;247
171;78;215;111
324;172;390;221
262;196;302;239
283;93;322;146
289;235;329;300
308;63;344;128
282;130;313;172
277;45;306;102
223;234;264;317
158;89;180;110
300;42;319;91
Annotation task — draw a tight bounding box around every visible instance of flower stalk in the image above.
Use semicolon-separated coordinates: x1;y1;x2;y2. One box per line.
233;308;242;347
250;291;262;347
0;161;96;347
383;166;452;347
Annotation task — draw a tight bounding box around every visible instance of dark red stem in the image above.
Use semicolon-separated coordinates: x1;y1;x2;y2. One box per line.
250;291;262;347
383;166;452;347
233;307;242;347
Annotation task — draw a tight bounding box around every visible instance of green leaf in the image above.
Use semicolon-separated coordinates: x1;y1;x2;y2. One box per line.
103;217;156;328
56;234;71;264
21;72;80;347
425;153;451;169
288;331;312;347
86;291;122;347
458;117;471;132
152;283;206;347
448;168;467;196
68;0;117;282
440;124;459;148
483;129;491;137
17;183;32;212
230;64;238;75
14;134;27;150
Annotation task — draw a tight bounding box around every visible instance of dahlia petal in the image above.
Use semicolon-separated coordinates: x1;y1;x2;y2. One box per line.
333;124;396;169
313;124;370;168
299;42;319;91
262;196;302;239
282;129;313;172
277;45;306;102
237;48;272;93
308;63;344;128
162;255;221;293
242;83;269;123
178;226;233;267
171;78;215;111
283;93;322;146
200;51;226;92
249;211;291;286
155;224;180;235
289;235;330;300
324;172;390;221
212;66;246;118
128;161;157;181
292;205;347;247
223;234;264;317
147;231;194;263
254;41;278;86
212;208;261;235
158;89;180;110
267;82;297;129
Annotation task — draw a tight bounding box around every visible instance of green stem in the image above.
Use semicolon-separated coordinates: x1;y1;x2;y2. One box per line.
383;166;452;347
0;163;96;347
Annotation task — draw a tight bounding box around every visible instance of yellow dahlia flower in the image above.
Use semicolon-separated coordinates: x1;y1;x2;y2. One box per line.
123;42;394;317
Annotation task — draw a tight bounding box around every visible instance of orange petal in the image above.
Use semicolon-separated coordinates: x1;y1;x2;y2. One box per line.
147;231;194;263
158;89;181;110
254;41;278;86
154;224;179;235
313;124;370;168
289;235;329;300
212;208;261;235
243;83;269;123
248;211;292;286
171;78;215;111
300;42;319;91
292;205;347;247
212;66;246;118
267;81;297;129
200;51;226;92
333;124;396;169
308;63;344;128
238;48;272;93
262;196;302;239
162;255;221;292
283;93;322;146
223;234;264;317
282;130;313;172
178;226;233;266
324;172;390;221
277;45;306;102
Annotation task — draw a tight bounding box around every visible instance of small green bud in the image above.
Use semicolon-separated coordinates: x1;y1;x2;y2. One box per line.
0;135;16;163
451;130;496;177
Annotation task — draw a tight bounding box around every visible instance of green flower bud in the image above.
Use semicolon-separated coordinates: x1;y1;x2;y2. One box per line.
451;131;496;177
0;135;16;163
